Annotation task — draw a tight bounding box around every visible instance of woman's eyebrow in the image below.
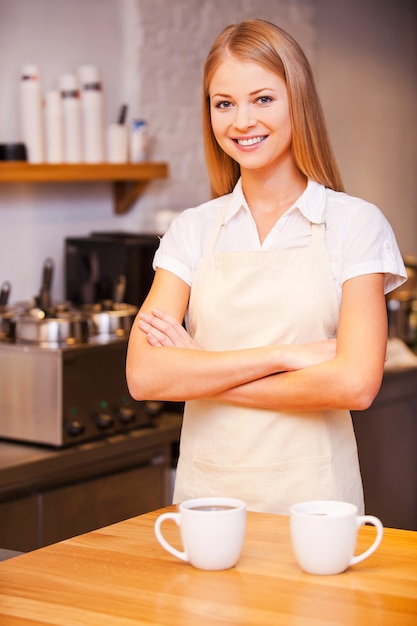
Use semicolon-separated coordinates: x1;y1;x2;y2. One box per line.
211;87;274;99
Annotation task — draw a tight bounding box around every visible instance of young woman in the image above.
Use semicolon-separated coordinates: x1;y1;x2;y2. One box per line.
126;19;406;514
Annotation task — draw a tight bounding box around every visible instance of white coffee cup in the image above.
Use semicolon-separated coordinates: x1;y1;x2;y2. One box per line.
290;500;384;575
154;497;247;571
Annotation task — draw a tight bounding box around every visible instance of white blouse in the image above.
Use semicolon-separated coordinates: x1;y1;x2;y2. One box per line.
154;179;407;304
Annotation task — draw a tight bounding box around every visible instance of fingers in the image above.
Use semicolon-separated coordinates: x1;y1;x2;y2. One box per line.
149;308;189;341
154;313;201;349
138;310;187;347
138;317;173;347
138;309;201;350
139;311;179;340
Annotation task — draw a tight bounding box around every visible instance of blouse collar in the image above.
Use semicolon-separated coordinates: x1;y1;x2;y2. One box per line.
224;178;328;225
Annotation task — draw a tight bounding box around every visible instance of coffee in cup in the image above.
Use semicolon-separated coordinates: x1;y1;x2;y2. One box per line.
290;500;383;575
154;497;247;570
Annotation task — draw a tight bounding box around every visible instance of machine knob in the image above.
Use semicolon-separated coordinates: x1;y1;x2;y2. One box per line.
94;410;114;429
66;419;85;437
117;406;136;424
144;400;163;417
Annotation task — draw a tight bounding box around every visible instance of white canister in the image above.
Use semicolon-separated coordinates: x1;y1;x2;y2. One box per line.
78;65;105;163
19;64;45;163
106;123;128;163
60;73;83;163
45;90;64;163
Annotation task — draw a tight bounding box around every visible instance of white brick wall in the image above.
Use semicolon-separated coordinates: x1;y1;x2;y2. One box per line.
133;0;316;229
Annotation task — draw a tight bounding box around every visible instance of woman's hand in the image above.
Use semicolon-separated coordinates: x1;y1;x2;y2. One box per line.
139;307;336;364
129;272;386;411
138;308;201;350
139;307;336;368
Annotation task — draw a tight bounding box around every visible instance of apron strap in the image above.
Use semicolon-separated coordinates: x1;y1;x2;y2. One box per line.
311;222;326;244
205;198;233;254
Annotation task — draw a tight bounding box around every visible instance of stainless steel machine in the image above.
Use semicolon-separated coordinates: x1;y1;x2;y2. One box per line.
0;242;173;447
0;334;156;447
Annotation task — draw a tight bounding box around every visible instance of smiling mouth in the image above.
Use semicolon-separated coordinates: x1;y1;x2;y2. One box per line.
235;136;266;146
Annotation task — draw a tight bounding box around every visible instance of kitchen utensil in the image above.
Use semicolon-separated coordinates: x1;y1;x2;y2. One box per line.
15;312;90;345
0;310;16;342
0;281;11;306
117;104;128;125
113;275;127;304
36;257;54;313
387;294;416;346
84;302;138;337
0;282;15;342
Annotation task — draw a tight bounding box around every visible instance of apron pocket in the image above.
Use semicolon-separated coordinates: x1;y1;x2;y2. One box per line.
190;455;333;514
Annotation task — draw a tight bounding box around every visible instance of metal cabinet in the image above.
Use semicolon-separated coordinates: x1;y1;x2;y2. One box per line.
0;447;170;552
41;453;168;546
0;414;182;552
0;495;39;552
352;367;417;530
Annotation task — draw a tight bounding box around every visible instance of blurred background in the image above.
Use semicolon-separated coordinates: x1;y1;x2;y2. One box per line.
0;0;416;302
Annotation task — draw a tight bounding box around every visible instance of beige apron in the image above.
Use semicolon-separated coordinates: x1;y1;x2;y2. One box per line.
173;201;364;514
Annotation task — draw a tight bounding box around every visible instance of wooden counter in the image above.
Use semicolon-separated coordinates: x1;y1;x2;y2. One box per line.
0;506;416;625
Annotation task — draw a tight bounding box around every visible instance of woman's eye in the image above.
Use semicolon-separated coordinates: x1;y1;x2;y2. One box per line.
257;96;272;104
216;101;232;109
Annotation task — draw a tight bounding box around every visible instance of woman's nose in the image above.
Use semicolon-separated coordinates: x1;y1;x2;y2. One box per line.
232;105;256;131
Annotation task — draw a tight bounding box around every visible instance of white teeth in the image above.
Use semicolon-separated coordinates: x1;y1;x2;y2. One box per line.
236;136;265;146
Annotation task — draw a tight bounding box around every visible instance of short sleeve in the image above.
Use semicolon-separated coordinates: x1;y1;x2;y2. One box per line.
338;199;407;295
153;211;196;286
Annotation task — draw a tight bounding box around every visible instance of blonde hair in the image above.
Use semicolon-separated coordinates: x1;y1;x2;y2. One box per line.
203;19;344;197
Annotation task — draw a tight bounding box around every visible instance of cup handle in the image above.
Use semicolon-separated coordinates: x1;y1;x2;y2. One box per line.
350;515;384;566
154;512;188;562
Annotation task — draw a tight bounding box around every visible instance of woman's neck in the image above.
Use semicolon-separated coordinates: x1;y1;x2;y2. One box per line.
241;167;308;244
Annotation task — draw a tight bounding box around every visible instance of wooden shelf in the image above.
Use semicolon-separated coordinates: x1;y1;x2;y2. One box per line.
0;162;169;214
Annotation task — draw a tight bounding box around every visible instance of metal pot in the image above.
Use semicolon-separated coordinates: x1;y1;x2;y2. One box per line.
0;281;16;342
84;303;138;337
386;256;417;347
0;309;16;342
387;294;416;346
0;280;11;307
15;312;90;346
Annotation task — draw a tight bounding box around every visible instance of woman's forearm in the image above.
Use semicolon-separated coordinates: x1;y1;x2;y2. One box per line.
126;340;280;401
215;354;384;412
127;273;387;410
126;323;336;402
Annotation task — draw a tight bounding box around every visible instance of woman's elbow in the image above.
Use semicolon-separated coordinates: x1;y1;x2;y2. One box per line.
342;373;382;411
126;370;146;401
125;355;154;401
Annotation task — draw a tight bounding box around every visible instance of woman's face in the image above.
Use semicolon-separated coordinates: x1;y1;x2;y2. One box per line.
209;56;294;175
